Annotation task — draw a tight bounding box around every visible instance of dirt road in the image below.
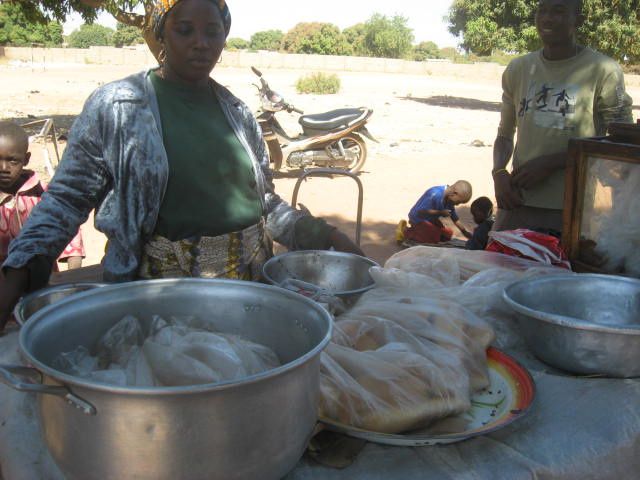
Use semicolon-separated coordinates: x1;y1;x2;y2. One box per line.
1;60;638;266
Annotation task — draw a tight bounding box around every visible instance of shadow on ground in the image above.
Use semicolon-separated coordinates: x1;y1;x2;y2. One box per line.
6;114;78;138
318;206;474;265
400;95;502;112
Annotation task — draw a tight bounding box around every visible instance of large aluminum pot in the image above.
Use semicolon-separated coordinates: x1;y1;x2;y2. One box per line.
14;282;107;325
503;274;640;377
0;279;332;480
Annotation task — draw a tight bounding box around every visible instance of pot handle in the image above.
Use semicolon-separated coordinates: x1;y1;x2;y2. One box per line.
0;365;97;415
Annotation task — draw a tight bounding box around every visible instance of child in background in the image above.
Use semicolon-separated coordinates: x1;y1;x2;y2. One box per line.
465;196;494;250
0;121;84;269
398;180;473;244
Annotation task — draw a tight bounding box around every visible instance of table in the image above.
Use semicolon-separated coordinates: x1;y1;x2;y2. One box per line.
1;326;638;480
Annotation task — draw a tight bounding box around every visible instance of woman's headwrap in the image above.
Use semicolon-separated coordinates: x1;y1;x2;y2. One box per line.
151;0;231;40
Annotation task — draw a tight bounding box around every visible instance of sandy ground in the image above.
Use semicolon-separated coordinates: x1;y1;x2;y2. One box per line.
1;60;638;267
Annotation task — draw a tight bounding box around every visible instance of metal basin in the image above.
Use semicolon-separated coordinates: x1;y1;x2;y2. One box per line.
0;279;332;480
503;274;640;377
262;250;378;300
14;282;107;325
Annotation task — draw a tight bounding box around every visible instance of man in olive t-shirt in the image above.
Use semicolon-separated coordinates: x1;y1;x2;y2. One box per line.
492;0;634;233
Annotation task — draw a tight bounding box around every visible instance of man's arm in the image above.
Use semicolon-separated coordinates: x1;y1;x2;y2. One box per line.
511;151;566;190
493;135;523;210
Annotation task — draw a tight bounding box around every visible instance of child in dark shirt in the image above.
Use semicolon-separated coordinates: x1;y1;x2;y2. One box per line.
465;196;494;250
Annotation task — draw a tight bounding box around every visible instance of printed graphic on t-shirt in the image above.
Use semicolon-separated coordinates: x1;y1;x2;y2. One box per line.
519;82;578;132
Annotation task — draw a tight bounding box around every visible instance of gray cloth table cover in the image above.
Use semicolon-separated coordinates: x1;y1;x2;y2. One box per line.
1;327;639;480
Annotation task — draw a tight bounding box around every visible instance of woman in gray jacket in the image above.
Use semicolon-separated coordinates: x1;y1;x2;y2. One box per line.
0;0;362;329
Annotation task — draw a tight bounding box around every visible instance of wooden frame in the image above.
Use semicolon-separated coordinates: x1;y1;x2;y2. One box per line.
563;134;640;274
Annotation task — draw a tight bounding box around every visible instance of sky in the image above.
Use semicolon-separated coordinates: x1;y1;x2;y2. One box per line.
63;0;459;48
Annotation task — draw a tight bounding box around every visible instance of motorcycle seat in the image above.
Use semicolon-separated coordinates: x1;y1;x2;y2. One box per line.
299;108;369;131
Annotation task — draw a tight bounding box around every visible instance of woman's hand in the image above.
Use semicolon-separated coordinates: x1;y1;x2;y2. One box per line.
493;171;523;210
326;229;365;257
0;268;29;332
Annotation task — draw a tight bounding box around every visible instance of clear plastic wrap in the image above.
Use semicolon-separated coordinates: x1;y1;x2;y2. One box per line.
319;343;471;434
52;316;281;387
384;246;557;281
319;283;496;434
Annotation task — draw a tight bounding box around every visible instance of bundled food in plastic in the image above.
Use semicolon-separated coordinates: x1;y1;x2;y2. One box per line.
52;315;281;387
319;343;471;434
384;246;559;282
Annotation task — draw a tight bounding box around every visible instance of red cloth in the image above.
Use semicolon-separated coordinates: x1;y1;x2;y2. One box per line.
404;221;453;244
0;171;85;268
486;229;570;269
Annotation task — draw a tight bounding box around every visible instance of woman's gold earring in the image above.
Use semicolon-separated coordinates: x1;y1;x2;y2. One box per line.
158;47;166;67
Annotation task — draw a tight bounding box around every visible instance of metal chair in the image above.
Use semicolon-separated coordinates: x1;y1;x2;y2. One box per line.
21;118;60;178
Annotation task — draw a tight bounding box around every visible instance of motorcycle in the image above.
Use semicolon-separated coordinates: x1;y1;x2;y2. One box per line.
251;66;377;173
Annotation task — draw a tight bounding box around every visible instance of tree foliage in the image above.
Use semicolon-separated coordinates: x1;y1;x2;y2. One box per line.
413;41;443;61
448;0;640;62
68;23;114;48
249;30;284;51
10;1;161;57
342;23;366;56
362;14;414;59
112;22;144;47
0;2;63;46
226;37;249;50
282;22;350;55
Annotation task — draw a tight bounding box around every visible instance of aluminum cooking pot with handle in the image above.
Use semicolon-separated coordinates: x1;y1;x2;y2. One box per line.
0;279;333;480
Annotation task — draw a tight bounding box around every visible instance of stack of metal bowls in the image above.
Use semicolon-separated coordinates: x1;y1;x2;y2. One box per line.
503;274;640;377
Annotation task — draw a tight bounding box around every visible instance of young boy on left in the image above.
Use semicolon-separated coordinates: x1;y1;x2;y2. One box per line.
398;180;473;245
0;121;84;269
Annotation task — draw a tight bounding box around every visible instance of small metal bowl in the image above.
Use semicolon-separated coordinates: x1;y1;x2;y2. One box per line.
262;250;378;300
14;283;107;325
503;274;640;378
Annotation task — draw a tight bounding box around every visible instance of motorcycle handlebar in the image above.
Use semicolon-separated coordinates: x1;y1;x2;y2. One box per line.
289;105;304;114
251;66;262;77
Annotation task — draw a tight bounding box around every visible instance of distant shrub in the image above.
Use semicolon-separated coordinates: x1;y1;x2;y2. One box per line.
226;37;249;50
296;72;341;94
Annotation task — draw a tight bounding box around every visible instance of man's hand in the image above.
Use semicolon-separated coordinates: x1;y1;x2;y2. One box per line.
439;210;451;218
512;153;566;190
326;229;365;257
0;268;29;332
493;171;523;210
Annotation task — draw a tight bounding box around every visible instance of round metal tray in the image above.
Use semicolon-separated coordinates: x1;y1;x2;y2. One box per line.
319;347;535;446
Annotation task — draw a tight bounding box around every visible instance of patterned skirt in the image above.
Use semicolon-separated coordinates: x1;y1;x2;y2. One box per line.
138;220;271;281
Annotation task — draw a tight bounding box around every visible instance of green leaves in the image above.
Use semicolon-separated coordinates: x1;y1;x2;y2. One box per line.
447;0;639;63
0;3;63;46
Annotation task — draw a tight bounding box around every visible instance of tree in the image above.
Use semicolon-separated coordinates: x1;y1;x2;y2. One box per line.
413;41;443;61
342;23;366;56
0;2;63;46
226;37;249;50
68;23;114;48
112;22;144;47
249;30;283;51
282;22;350;55
11;1;162;58
361;14;414;59
448;0;640;63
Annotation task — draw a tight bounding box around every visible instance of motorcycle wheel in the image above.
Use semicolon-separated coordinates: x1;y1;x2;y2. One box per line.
330;133;367;173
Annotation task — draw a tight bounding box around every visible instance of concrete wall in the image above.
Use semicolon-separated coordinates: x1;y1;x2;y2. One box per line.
0;45;479;76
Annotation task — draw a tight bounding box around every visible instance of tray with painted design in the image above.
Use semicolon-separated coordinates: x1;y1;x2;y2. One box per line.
319;347;535;446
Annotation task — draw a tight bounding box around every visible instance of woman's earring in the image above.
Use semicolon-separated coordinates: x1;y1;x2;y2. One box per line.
158;48;166;67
